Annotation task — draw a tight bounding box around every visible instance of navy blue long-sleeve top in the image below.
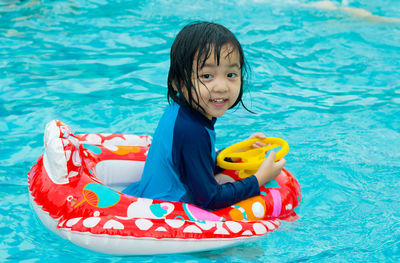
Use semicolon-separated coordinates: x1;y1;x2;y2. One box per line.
123;102;260;210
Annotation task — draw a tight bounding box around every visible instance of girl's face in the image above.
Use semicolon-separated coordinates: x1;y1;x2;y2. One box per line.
190;45;242;119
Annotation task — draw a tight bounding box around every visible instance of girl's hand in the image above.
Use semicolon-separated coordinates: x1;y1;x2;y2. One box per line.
230;132;269;162
230;132;267;162
254;151;286;186
249;132;286;185
248;132;267;148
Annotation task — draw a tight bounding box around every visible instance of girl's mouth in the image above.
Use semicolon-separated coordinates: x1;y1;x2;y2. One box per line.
210;98;228;107
210;98;227;103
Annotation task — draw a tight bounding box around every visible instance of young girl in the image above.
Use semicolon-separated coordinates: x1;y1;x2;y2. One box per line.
123;22;286;210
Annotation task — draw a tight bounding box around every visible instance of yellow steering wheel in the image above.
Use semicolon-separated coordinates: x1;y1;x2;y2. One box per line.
216;137;289;178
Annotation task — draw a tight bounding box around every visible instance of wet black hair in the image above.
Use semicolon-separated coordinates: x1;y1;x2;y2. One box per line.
167;21;251;113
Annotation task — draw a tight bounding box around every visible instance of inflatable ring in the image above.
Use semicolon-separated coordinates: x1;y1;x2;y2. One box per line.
28;120;301;255
217;137;289;178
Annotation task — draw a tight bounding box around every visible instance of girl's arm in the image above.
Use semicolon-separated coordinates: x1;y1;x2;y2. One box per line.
178;129;260;210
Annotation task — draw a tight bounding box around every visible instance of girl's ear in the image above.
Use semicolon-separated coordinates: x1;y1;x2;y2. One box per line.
171;80;178;92
180;83;188;99
172;80;187;99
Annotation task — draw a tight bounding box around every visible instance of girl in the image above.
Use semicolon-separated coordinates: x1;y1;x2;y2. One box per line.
123;22;285;210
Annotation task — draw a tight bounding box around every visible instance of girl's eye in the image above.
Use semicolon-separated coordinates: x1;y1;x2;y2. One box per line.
227;73;238;78
202;74;213;79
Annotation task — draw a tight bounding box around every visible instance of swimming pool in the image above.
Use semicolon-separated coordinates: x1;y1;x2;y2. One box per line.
1;0;399;261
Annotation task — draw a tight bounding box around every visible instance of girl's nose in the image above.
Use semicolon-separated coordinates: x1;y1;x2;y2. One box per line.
212;78;229;92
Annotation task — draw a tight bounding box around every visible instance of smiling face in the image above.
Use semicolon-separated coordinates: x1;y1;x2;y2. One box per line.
190;45;242;119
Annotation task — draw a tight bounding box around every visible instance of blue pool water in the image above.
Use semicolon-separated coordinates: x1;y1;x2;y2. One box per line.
1;0;400;262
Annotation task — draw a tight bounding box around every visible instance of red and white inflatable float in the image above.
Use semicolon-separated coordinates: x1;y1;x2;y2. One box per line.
28;120;301;255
